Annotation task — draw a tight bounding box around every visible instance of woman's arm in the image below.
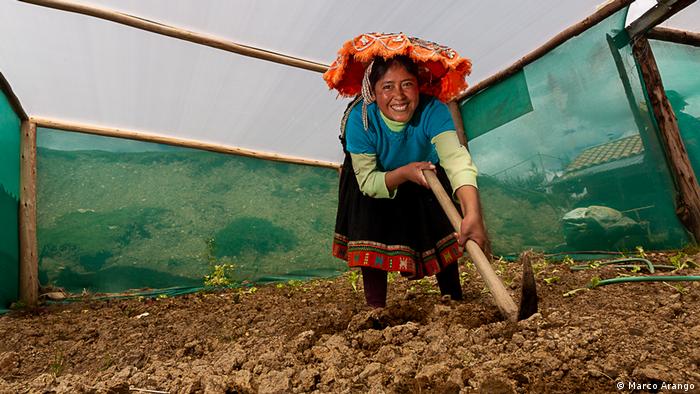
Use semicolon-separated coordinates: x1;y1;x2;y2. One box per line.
385;161;436;192
454;185;489;252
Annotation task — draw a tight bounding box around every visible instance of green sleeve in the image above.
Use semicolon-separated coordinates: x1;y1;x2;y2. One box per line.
350;153;397;199
431;131;478;193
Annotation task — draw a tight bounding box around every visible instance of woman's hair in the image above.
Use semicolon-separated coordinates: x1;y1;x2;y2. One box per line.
368;56;419;90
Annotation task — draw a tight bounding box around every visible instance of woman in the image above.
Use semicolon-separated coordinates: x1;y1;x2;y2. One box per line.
325;34;488;308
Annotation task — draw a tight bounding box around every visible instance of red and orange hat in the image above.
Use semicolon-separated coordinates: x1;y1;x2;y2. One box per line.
323;32;472;103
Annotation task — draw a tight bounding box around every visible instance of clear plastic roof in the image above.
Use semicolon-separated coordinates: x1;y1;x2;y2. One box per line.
1;0;698;163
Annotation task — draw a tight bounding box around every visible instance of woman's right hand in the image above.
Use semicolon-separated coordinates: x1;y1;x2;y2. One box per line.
398;161;437;188
385;161;436;192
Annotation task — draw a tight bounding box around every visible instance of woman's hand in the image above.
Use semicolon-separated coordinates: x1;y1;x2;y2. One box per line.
453;185;491;256
457;212;489;252
385;161;436;191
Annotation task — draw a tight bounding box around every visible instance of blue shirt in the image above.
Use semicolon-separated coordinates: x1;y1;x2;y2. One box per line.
345;96;455;171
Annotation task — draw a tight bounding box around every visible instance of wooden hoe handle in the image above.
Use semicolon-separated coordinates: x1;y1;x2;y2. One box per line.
422;169;519;322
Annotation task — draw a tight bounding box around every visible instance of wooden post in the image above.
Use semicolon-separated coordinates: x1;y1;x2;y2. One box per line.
31;117;340;170
632;37;700;241
457;0;634;100
648;26;700;47
447;101;468;147
20;0;329;73
19;121;38;307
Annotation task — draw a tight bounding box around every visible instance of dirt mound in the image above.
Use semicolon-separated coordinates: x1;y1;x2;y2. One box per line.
1;252;699;393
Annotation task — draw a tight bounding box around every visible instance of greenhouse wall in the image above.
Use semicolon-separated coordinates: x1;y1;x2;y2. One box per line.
36;129;342;294
650;38;700;178
0;88;21;310
460;8;691;256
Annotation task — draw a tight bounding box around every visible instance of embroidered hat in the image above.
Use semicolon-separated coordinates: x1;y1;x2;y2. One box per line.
323;32;472;103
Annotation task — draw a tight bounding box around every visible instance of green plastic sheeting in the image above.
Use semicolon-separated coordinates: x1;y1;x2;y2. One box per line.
0;89;21;311
650;39;700;177
460;8;690;256
36;129;343;294
461;70;533;140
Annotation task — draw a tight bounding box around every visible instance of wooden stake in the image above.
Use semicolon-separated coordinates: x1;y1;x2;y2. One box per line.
632;37;700;241
31;117;340;170
648;26;700;47
447;101;468;148
19;0;329;73
19;121;38;308
458;0;634;101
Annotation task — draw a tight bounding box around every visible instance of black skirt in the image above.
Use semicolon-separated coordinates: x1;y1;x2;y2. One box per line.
332;153;462;279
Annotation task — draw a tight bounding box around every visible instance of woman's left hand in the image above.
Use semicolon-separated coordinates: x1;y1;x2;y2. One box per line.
453;185;491;256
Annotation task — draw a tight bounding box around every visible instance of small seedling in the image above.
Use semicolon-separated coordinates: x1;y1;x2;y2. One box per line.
588;276;601;289
562;255;575;266
588;260;602;269
532;258;549;276
387;271;399;284
50;351;65;377
635;246;647;259
543;276;560;285
348;270;360;293
204;264;236;287
101;354;113;371
669;252;696;272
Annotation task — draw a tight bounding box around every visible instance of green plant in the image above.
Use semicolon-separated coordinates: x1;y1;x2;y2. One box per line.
561;255;575;266
635;246;647;259
543;276;560;285
494;257;514;287
532;258;549;276
101;354;113;371
387;271;399;284
669;252;696;272
204;264;236;287
348;270;360;293
50;350;65;377
588;276;602;289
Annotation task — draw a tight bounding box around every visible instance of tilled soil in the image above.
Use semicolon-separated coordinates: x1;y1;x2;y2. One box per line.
1;252;699;393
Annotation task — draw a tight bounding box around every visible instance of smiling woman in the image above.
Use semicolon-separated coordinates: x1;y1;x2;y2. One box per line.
324;34;488;308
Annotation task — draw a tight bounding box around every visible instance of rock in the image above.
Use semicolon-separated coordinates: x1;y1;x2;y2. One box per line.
297;368;319;392
415;362;450;387
292;330;316;352
28;373;55;393
359;362;383;379
391;354;419;377
114;366;136;380
347;310;382;332
229;370;253;393
383;321;420;344
0;352;19;374
479;376;515;394
359;330;383;350
633;363;672;383
215;347;247;374
201;375;228;394
0;378;13;394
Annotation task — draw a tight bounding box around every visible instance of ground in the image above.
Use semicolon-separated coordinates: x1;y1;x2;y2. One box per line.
1;251;699;394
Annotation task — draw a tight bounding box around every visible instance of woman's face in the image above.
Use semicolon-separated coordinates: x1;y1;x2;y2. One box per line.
373;63;419;123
